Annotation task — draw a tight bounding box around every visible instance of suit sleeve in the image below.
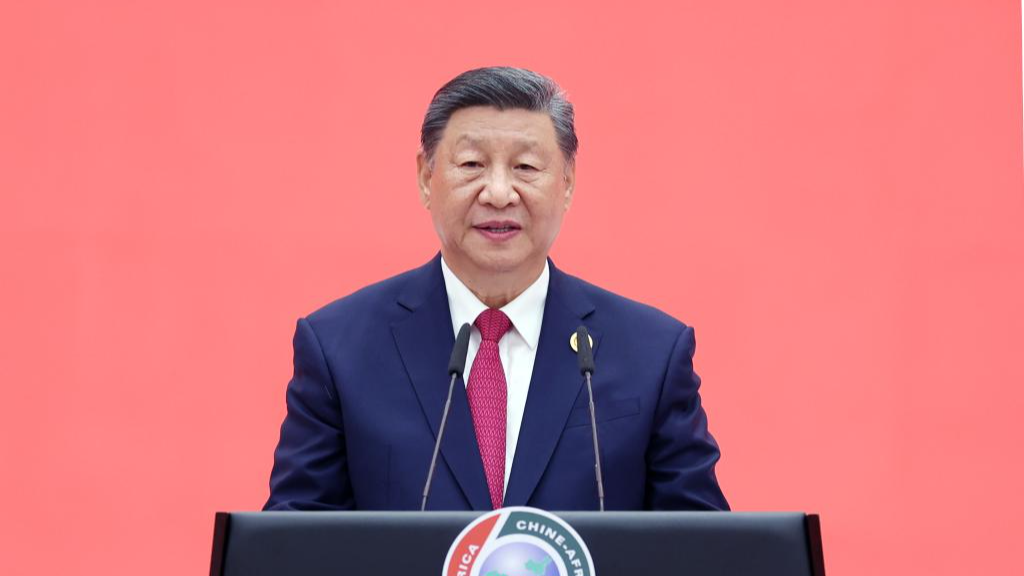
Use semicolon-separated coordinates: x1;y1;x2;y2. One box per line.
263;317;355;510
644;325;730;511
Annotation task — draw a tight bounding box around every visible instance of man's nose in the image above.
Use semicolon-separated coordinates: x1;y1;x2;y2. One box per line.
478;168;520;208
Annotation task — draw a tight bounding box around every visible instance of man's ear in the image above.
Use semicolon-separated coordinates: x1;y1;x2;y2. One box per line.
416;152;432;209
563;162;576;210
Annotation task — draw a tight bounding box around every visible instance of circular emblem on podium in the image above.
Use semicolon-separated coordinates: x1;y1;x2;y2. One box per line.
443;507;595;576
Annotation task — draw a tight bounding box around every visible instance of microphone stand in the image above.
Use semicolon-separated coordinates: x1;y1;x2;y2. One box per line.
577;326;605;512
421;323;471;511
421;371;459;511
584;370;605;512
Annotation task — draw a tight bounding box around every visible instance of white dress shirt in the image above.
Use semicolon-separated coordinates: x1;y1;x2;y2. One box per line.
440;256;549;492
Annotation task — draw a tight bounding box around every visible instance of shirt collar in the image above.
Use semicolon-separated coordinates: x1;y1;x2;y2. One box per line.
440;256;549;350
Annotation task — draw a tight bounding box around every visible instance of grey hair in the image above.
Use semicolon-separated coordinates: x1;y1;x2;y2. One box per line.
420;67;578;167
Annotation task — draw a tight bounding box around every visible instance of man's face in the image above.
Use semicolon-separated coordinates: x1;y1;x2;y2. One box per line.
417;106;575;283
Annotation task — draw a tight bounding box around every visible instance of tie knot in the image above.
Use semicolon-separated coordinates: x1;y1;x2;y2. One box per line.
475;308;512;342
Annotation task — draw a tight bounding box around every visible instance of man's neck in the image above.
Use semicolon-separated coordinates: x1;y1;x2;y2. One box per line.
441;254;547;309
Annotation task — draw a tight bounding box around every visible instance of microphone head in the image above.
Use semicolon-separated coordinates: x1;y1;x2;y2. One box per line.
448;323;472;376
575;325;595;375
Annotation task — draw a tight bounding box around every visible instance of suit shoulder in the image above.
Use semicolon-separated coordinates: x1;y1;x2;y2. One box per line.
303;261;435;329
563;271;691;335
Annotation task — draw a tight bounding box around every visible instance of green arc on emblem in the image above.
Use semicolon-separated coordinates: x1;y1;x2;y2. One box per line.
496;510;593;576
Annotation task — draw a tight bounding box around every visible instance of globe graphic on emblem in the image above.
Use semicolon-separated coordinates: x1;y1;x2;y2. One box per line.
477;541;560;576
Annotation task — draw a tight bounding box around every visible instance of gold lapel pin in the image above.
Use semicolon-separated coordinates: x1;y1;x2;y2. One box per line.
569;331;595;353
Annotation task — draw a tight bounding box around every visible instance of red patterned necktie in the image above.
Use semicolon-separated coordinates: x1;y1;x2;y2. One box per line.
467;308;512;510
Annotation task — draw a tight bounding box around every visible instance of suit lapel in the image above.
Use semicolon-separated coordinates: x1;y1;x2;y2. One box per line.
504;261;600;506
391;256;491;511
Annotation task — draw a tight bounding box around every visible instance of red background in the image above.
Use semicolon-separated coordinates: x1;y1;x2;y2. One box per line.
2;1;1022;574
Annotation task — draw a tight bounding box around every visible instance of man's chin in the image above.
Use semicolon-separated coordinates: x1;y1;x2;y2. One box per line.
457;249;540;278
471;254;527;274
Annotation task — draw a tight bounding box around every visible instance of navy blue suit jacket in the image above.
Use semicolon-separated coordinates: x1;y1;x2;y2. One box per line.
265;255;728;511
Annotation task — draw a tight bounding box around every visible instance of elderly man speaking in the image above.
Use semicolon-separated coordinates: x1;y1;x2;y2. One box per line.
265;67;728;512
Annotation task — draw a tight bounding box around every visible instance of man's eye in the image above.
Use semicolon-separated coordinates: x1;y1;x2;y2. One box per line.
460;161;483;169
516;164;537;171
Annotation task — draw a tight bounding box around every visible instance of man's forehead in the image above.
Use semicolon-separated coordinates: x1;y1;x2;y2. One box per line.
443;107;557;149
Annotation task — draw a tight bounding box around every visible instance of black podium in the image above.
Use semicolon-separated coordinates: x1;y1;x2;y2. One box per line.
210;511;825;576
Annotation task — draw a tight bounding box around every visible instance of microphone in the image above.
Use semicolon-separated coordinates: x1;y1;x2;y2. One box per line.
575;325;605;512
421;323;472;511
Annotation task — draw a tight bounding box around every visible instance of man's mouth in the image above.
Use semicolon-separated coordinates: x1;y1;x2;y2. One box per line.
474;221;521;232
473;221;521;239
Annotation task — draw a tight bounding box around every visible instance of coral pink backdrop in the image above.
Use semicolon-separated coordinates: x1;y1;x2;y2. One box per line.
1;1;1022;575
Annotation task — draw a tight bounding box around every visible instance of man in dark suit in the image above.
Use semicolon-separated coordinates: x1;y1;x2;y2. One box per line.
265;67;727;511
